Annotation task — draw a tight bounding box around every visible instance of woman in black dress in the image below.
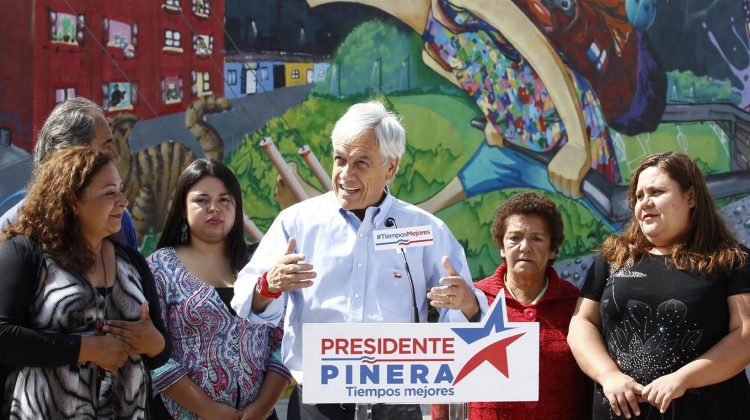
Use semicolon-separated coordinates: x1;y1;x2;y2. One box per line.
568;152;750;419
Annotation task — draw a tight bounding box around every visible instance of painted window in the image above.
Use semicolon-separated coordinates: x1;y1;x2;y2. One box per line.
193;0;210;17
104;18;138;58
318;69;326;78
0;128;11;147
259;68;269;81
291;69;300;79
227;70;237;85
102;82;136;111
162;76;184;104
165;0;181;8
164;29;183;52
193;34;214;56
191;71;212;96
50;11;84;45
54;87;76;104
203;73;211;92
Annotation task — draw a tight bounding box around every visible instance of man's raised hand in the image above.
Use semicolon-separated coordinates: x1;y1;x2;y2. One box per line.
266;237;316;293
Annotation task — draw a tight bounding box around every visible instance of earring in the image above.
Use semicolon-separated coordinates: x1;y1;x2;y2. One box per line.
181;222;189;243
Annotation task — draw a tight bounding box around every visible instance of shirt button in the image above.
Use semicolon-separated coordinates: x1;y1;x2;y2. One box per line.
357;262;362;268
354;293;360;298
359;233;364;238
523;308;537;321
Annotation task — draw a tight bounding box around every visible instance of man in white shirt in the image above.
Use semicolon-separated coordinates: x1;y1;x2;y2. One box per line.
232;100;488;420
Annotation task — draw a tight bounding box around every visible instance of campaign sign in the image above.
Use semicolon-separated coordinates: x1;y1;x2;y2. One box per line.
302;294;539;403
373;225;434;251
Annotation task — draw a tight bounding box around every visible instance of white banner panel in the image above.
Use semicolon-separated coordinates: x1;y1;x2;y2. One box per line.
302;294;539;403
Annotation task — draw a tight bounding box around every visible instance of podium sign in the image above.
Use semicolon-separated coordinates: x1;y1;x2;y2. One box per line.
302;294;539;403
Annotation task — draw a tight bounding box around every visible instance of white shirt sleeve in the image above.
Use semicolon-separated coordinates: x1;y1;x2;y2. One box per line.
231;213;291;324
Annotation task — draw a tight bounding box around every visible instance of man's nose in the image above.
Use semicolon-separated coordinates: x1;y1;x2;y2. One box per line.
340;163;354;178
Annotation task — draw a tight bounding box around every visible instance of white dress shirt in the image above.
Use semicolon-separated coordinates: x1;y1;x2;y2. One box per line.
232;191;488;382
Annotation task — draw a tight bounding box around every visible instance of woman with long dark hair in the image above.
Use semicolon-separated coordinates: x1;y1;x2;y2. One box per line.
148;158;290;419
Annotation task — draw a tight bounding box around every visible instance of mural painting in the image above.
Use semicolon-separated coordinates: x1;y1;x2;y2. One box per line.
1;0;750;285
224;0;750;281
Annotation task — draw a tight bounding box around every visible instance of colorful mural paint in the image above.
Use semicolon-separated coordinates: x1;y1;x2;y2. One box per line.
2;0;750;284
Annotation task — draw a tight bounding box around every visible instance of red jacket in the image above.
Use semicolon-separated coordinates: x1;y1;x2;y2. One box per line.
433;264;588;420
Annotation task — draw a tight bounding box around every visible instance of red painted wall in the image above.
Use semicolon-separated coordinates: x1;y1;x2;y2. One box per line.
0;0;225;152
0;0;35;151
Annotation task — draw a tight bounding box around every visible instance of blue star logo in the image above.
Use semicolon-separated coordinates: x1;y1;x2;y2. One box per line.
450;293;526;384
451;293;513;344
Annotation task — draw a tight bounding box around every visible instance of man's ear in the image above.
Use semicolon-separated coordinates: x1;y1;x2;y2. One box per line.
386;157;399;181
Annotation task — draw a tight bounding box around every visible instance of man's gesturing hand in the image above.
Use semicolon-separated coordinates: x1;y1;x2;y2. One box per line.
266;238;316;293
427;256;480;320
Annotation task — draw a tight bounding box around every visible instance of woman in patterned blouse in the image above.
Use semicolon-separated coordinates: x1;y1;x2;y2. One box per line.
148;158;291;419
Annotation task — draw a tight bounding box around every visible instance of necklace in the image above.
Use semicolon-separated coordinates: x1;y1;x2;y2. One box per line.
94;245;109;336
505;274;549;305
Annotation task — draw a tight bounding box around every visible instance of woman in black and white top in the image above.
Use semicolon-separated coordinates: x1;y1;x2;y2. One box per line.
0;146;170;418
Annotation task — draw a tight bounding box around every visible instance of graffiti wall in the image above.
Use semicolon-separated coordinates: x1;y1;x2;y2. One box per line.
1;0;749;283
224;0;750;281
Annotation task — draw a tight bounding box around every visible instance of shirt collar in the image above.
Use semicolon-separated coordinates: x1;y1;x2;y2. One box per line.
332;189;394;227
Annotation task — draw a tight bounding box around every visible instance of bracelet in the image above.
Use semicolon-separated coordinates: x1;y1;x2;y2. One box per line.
257;272;281;299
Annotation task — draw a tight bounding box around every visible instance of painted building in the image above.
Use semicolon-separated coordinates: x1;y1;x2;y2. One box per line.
225;52;329;95
223;62;245;99
284;62;314;87
313;62;330;83
223;58;267;97
0;0;225;152
255;61;275;94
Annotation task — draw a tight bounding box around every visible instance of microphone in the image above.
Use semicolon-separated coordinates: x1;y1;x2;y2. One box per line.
384;217;420;323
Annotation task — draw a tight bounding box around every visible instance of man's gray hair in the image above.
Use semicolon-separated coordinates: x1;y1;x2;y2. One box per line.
33;97;105;166
331;100;406;167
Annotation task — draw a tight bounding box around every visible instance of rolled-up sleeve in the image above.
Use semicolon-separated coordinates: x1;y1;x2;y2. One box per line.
232;214;292;324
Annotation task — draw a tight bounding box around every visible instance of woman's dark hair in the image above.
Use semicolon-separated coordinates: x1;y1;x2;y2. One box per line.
157;158;248;272
491;191;564;265
601;151;745;274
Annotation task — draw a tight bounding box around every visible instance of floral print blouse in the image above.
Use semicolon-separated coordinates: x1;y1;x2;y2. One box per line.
148;248;290;419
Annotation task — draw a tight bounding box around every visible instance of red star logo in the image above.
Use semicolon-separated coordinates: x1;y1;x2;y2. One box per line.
452;332;525;385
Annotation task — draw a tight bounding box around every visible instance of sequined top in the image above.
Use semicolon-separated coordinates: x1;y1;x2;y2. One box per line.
582;252;750;419
148;248;291;419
